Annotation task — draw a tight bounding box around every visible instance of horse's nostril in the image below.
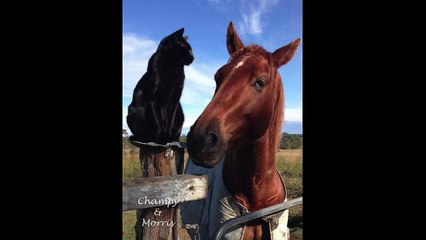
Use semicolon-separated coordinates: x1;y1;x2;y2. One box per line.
209;133;218;146
202;132;219;153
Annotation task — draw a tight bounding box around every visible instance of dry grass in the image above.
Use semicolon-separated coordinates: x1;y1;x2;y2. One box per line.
122;148;142;179
123;210;136;240
277;149;303;162
122;139;302;239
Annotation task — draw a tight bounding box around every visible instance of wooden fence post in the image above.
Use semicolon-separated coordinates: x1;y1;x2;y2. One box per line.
134;144;184;240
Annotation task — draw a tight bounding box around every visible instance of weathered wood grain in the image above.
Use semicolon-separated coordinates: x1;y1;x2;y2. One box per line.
132;145;191;240
123;174;208;211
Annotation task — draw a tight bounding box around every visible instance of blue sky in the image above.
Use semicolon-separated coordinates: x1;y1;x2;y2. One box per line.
123;0;302;135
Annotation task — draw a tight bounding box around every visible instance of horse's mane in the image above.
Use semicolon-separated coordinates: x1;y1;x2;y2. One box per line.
269;77;284;149
228;45;266;63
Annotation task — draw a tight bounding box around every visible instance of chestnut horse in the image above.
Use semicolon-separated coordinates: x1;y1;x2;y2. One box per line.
181;22;300;240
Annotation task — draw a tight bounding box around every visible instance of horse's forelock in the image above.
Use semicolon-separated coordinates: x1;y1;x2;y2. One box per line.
228;45;266;63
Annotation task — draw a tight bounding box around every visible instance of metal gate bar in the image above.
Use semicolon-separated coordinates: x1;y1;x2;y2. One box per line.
212;197;303;240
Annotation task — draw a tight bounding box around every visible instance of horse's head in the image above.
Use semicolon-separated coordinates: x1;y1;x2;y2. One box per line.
188;22;300;168
157;28;194;65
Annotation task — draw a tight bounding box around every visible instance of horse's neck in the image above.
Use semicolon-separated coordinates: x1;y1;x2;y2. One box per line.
223;132;285;211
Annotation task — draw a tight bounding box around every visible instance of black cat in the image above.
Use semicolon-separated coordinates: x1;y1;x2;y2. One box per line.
127;28;194;144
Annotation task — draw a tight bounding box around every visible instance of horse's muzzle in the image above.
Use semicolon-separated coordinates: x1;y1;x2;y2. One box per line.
187;128;225;168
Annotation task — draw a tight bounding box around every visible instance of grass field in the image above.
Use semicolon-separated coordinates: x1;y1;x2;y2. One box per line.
122;139;303;239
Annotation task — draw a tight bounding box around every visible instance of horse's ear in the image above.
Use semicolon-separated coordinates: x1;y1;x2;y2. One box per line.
272;38;301;68
226;21;244;56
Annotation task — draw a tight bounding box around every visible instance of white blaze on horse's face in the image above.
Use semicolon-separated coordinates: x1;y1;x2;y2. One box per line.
234;60;244;69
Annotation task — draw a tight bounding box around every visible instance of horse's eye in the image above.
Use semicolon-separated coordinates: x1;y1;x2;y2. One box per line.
254;79;266;90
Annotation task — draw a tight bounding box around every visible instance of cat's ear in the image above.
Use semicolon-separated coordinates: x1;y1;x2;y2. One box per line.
172;28;185;39
183;36;189;41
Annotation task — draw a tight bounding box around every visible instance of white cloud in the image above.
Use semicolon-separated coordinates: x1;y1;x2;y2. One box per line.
180;64;217;128
184;66;216;96
183;116;198;128
205;0;279;35
123;34;158;98
238;0;279;35
123;107;129;133
123;34;157;55
284;108;302;122
240;6;261;34
207;0;233;5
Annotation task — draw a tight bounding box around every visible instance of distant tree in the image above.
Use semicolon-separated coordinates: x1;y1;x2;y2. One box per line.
179;135;187;143
280;132;302;149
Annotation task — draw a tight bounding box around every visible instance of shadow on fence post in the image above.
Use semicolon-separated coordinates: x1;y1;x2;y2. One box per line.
133;142;184;240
